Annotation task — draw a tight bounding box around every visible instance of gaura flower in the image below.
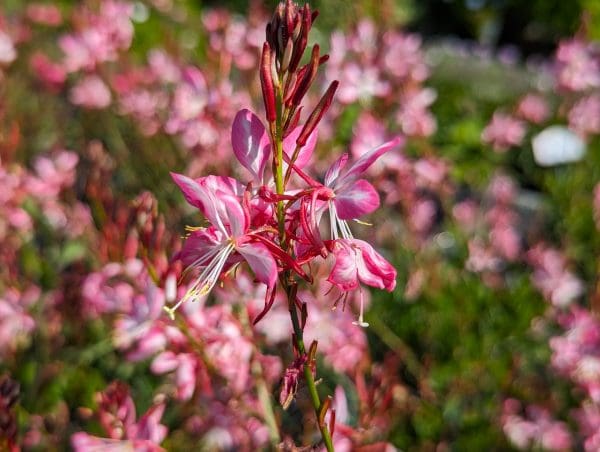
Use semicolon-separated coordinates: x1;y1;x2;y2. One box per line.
327;239;396;326
165;174;278;318
166;173;306;318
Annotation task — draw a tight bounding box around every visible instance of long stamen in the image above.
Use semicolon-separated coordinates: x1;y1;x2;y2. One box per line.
352;287;369;328
329;202;354;240
164;243;235;319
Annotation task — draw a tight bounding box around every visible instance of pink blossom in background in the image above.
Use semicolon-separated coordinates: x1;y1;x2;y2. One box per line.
30;53;67;90
408;197;437;235
336;63;390;104
26;3;62;26
397;88;438;137
147;49;181;83
347;20;378;58
69;75;112;109
516;94;550;124
466;239;502;274
383;32;429;82
81;260;143;318
501;399;572;451
568;94;600;138
27;151;79;199
59;1;134;73
452;199;479;232
0;30;16;65
527;244;584;307
414;157;448;188
0;287;38;356
481;112;526;152
71;382;167;452
555;39;600;92
575;402;600;451
351;112;404;173
550;307;600;401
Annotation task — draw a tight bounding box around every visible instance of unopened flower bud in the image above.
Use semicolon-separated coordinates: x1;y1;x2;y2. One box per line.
290;44;320;107
297;80;338;146
281;38;293;73
283;106;302;137
271;55;280;89
260;42;277;122
288;4;311;73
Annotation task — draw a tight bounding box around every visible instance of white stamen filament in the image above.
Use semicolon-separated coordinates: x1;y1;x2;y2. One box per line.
164;242;235;319
352;288;369;328
329;201;354;241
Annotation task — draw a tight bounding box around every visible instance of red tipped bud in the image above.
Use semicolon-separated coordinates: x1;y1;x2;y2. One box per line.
329;409;336;436
288;4;311;73
260;42;277;123
283;71;298;105
297;80;338;146
289;44;320;107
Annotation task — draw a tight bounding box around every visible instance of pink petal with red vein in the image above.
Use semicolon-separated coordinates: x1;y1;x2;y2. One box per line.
231;109;271;183
236;242;278;289
335;137;403;190
334;179;380;220
283;126;318;169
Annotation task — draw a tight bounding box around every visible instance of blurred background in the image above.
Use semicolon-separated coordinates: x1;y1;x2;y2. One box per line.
0;0;599;450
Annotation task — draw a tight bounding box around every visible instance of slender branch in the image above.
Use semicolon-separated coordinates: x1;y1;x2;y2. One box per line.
271;73;334;450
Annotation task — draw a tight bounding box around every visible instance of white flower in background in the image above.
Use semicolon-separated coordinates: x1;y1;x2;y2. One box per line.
532;125;585;167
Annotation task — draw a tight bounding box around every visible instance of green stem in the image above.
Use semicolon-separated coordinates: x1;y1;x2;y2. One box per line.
287;295;335;451
239;307;281;447
272;72;334;452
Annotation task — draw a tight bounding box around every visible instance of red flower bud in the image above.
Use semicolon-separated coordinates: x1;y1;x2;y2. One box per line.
260;42;277;122
297;80;338;146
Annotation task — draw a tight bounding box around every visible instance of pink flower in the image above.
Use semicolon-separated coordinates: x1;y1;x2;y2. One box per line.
70;76;112;109
383;32;428;82
29;53;66;90
501;400;572;451
327;239;396;326
0;287;38;357
324;138;403;229
152;351;199;400
569;95;600;138
336;63;390;104
516;94;550;124
351;112;404;173
71;382;167;451
481;112;526;152
527;244;584;307
0;31;16;65
26;4;62;26
167;173;289;316
556;39;600;92
397;88;438;137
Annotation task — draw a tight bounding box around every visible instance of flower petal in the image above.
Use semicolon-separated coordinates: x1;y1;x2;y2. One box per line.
327;241;360;292
327;239;396;292
231;109;271;183
353;239;397;291
170;172;206;210
236;242;278;289
334;179;380;220
324;153;349;187
283;126;318;169
334;137;403;190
